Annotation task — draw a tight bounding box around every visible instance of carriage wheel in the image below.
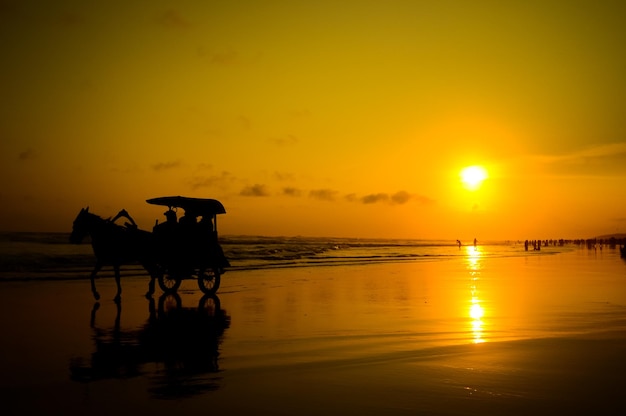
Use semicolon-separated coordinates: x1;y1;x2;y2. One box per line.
198;268;221;295
158;271;182;293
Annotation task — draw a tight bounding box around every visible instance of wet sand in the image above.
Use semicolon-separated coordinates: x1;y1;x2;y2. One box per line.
1;248;626;415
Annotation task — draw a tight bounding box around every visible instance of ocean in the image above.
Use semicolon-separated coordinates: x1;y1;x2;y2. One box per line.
0;232;583;281
2;231;626;414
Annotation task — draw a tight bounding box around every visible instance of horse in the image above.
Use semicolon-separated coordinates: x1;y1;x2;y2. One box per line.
70;207;158;302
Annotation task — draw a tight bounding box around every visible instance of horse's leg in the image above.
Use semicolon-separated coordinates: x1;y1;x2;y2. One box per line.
113;264;122;303
142;263;156;298
90;263;102;300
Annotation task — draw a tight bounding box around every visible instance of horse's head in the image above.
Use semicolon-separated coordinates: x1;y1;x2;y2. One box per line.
70;207;92;244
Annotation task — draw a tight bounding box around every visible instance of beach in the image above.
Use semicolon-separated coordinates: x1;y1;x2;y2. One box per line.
1;247;625;415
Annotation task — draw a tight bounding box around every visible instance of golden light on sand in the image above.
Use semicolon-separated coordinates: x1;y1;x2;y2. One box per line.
460;166;488;191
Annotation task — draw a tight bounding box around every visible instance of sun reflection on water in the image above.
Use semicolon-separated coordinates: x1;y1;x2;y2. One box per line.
466;246;485;343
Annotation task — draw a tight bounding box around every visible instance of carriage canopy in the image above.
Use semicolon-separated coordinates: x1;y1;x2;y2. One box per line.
146;196;226;216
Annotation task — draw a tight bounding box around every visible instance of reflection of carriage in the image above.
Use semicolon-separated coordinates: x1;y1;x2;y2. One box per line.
70;294;231;399
147;196;230;295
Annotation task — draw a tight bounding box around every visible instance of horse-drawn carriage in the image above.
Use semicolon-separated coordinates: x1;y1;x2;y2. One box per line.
70;196;230;301
147;196;230;295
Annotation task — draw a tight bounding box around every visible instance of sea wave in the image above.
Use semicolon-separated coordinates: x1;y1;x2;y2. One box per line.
0;232;573;281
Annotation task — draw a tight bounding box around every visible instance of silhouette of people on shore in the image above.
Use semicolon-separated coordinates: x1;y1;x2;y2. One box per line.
456;239;462;248
473;238;477;248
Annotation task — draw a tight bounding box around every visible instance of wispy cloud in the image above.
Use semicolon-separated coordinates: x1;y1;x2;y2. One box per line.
273;171;295;181
356;191;433;205
269;134;298;147
282;187;302;197
391;191;412;204
241;184;270;197
189;171;235;190
151;161;181;171
309;189;338;201
362;193;389;204
537;142;626;176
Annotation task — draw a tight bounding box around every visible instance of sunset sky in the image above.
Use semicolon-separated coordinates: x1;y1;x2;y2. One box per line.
2;1;626;239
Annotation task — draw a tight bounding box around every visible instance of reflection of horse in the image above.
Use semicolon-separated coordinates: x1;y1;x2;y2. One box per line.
70;207;158;301
70;294;230;399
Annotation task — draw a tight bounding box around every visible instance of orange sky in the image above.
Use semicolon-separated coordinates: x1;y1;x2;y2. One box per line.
2;1;626;239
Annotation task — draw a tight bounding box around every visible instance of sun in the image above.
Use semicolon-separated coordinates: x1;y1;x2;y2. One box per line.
460;166;488;190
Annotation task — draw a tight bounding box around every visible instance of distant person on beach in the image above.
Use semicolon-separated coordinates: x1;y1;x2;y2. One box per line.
457;239;462;248
473;238;477;248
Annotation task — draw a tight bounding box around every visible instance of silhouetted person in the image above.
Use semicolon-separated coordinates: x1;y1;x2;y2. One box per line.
154;209;179;261
456;240;462;248
154;209;178;233
524;240;529;251
178;209;202;265
179;209;198;229
473;238;477;248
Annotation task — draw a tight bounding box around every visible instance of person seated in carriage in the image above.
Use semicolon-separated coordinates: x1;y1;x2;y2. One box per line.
153;209;181;261
154;209;178;233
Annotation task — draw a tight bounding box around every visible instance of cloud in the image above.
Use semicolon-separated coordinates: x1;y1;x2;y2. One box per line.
158;9;190;29
391;191;411;204
151;161;181;171
538;142;626;176
362;193;389;204
196;163;213;171
273;171;295;181
241;184;270;197
269;134;298;147
197;48;242;66
18;148;36;161
309;189;338;201
354;191;433;205
189;171;235;190
282;187;302;197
